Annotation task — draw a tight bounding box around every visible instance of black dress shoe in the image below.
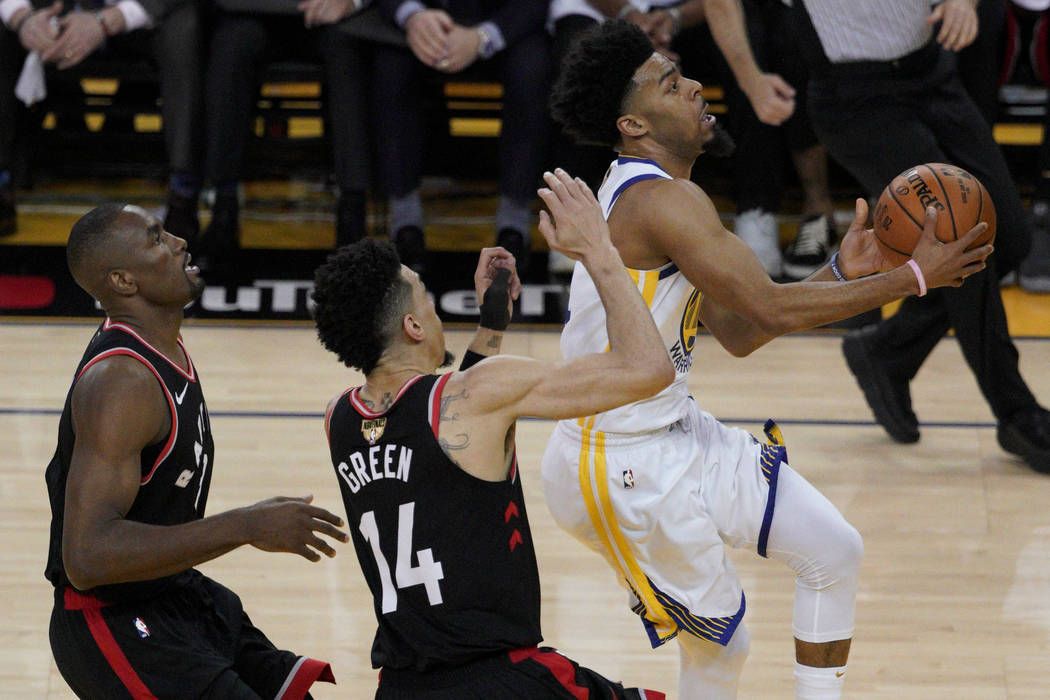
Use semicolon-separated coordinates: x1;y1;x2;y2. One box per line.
997;407;1050;474
393;226;426;276
496;227;529;277
842;325;920;443
0;183;15;237
164;193;200;241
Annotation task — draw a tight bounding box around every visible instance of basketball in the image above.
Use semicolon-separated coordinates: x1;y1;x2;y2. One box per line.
872;163;996;267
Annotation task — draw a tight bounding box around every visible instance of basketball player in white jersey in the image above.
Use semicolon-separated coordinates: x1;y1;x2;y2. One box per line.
541;21;993;700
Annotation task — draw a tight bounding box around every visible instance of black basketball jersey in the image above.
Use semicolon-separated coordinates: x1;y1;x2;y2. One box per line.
326;374;542;672
45;318;215;602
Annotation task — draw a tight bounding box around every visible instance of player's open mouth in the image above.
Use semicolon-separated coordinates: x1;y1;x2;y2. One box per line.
185;254;199;275
701;108;715;126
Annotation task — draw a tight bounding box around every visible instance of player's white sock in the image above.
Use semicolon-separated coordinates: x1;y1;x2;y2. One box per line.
793;662;846;700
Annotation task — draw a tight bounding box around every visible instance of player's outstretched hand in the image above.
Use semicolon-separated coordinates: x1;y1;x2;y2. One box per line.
537;168;612;261
837;198;892;278
244;495;349;562
474;245;520;318
910;206;992;289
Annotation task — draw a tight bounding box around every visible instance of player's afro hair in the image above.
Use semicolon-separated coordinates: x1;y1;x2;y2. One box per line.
550;20;654;148
312;239;414;374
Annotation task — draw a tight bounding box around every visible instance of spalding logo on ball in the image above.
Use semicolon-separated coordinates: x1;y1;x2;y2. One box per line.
873;163;996;268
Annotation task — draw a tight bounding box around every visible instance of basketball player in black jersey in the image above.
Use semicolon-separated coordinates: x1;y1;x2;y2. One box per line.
312;169;673;699
46;203;348;699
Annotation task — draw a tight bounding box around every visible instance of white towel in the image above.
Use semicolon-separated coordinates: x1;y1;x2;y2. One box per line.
14;52;46;107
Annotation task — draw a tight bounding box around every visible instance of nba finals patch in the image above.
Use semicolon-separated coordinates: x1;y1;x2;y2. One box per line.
622;469;635;489
133;617;150;638
362;418;386;445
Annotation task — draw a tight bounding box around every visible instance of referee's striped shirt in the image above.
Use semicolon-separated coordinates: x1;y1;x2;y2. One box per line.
793;0;935;63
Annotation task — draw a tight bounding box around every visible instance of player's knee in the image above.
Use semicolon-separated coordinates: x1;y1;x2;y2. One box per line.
799;519;863;591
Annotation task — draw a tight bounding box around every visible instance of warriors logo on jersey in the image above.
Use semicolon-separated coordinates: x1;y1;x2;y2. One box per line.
670;289;702;374
362;418;386;445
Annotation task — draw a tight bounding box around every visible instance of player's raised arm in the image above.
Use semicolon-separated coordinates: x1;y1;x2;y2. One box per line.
450;169;674;422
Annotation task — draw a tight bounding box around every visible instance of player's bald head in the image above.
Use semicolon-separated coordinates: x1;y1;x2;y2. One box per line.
66;204;147;298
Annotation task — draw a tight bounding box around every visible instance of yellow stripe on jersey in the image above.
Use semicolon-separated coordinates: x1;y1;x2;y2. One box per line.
578;424;677;644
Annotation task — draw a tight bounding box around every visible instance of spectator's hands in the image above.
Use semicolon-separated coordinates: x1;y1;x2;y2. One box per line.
244;495;348;562
299;0;359;27
740;72;796;126
16;1;61;55
645;9;677;50
910;206;992;289
474;247;521;321
837;198;891;278
42;11;106;69
405;8;453;68
436;24;480;72
927;0;978;52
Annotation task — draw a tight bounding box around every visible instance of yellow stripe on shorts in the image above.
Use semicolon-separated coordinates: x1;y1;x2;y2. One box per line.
578;422;677;643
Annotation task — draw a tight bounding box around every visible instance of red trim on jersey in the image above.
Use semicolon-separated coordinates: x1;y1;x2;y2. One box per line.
507;647;589;700
103;318;196;381
277;658;336;700
63;589;158;699
76;348;178;485
429;373;454;439
325;387;354;447
349;375;424;418
509;453;517;484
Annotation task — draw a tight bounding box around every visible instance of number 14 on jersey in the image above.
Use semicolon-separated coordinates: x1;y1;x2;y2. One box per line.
359;502;445;614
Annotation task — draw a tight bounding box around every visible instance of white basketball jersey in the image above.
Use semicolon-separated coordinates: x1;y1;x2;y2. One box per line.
559;156;700;433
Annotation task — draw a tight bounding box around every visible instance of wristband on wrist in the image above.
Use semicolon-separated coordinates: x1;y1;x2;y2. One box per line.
478;267;511;330
905;259;927;296
829;251;847;281
91;9;109;36
459;349;486;371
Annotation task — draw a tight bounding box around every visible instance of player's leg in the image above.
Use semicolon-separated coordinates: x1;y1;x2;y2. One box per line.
763;462;861;699
676;622;750;700
201;669;264;699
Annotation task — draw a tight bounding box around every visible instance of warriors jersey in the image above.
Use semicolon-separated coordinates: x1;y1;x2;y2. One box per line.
44;318;214;602
326;374;542;672
560;156;699;433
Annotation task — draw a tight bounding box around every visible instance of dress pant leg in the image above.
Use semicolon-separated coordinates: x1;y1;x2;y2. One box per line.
205;13;269;184
497;31;550;203
371;45;423;199
152;2;204;175
0;29;28;170
317;25;370;192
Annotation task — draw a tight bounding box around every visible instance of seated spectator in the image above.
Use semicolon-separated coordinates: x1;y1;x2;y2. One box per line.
0;0;204;239
198;0;373;280
374;0;549;277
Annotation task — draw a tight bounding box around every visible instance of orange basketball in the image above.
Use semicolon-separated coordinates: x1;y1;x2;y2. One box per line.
872;163;996;267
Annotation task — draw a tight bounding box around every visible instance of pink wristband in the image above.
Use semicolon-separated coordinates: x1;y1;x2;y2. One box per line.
906;259;927;297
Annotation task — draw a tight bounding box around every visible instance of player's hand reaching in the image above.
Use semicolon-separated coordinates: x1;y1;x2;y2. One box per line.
243;495;348;562
537;169;613;261
837;198;892;279
474;246;520;325
909;206;992;290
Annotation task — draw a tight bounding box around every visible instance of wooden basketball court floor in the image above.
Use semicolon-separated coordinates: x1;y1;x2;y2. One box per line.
3;317;1050;699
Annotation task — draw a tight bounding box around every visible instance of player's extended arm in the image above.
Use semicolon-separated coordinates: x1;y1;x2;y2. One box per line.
644;178;991;357
62;358;348;591
453;170;675;422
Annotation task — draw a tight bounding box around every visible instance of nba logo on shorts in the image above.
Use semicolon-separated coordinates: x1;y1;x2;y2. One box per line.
622;469;635;489
133;617;150;638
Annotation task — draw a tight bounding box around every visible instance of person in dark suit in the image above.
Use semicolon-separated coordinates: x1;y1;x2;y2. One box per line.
198;0;374;280
373;0;550;276
0;0;204;239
